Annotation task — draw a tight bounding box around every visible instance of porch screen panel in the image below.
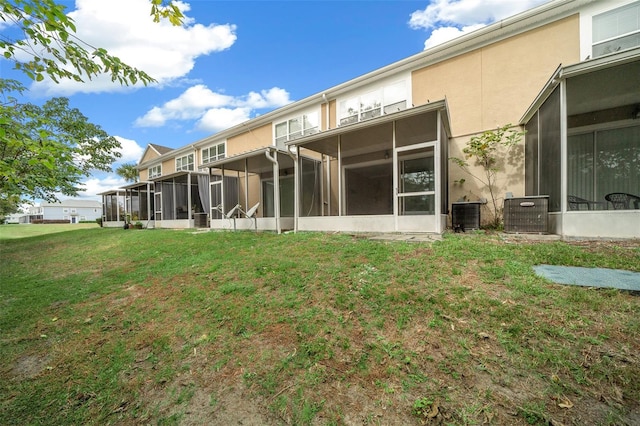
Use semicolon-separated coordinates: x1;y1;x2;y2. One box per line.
440;118;448;215
538;87;561;212
345;162;393;215
173;179;189;219
223;176;239;214
301;158;322;217
596;125;640;201
262;177;294;217
525;111;539;196
197;174;210;214
567;133;594;201
395;111;437;147
160;181;175;220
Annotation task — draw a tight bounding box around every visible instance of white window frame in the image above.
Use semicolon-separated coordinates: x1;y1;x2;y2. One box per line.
274;110;320;144
202;142;226;164
338;79;408;127
176;153;195;171
63;208;69;213
148;164;162;179
584;0;640;59
591;1;640;57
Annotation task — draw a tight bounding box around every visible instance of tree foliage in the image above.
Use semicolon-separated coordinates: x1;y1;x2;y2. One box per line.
0;0;184;205
0;0;183;84
450;124;524;228
0;79;121;202
116;162;140;183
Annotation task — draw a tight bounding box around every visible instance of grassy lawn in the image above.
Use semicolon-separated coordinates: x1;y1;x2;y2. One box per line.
0;228;638;425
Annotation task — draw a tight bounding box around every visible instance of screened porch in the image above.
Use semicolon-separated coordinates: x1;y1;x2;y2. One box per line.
201;148;296;233
287;101;450;233
523;50;640;238
151;171;209;229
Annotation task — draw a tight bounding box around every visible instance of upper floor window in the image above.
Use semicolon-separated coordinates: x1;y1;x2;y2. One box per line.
593;1;640;57
275;111;319;144
202;142;226;164
176;153;194;171
338;80;407;126
148;164;162;179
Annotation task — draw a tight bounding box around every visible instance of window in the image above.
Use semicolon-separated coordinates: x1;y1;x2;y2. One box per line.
274;111;319;144
70;208;77;213
176;153;194;171
202;142;226;163
568;125;640;208
593;1;640;57
148;164;162;179
63;208;69;213
339;80;407;126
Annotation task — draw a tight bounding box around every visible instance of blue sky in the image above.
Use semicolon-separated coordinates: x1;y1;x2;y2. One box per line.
1;0;548;200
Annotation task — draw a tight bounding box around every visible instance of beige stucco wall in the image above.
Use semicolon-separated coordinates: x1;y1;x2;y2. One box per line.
412;15;580;222
227;123;273;156
412;15;579;134
161;157;176;175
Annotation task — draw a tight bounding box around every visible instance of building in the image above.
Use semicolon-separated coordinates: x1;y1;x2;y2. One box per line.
27;199;102;224
103;0;640;238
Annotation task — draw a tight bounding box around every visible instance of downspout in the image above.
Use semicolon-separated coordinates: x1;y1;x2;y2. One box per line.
338;136;342;216
323;93;332;216
244;158;249;219
285;146;299;233
265;149;281;234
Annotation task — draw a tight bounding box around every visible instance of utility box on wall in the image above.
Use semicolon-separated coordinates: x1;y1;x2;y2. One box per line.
451;201;482;231
503;196;549;234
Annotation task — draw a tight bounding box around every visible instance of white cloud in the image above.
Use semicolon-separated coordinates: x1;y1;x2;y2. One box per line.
423;24;486;49
78;175;127;199
409;0;549;48
197;107;252;133
114;136;145;164
135;85;292;132
29;0;237;96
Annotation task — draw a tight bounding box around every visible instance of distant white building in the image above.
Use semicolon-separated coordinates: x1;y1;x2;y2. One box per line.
27;199;102;224
4;213;28;224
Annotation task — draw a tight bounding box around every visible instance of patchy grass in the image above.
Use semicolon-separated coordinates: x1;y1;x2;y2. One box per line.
0;228;638;425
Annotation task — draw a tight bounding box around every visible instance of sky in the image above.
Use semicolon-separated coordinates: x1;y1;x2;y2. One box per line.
1;0;549;201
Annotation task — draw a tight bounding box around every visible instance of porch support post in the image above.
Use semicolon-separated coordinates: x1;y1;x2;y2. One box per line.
320;154;325;216
560;79;568;234
435;111;442;233
392;120;398;229
187;173;192;226
172;178;177;221
322;155;331;216
338;136;342;216
286;146;300;233
147;182;152;222
265;149;281;234
244;158;249;214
